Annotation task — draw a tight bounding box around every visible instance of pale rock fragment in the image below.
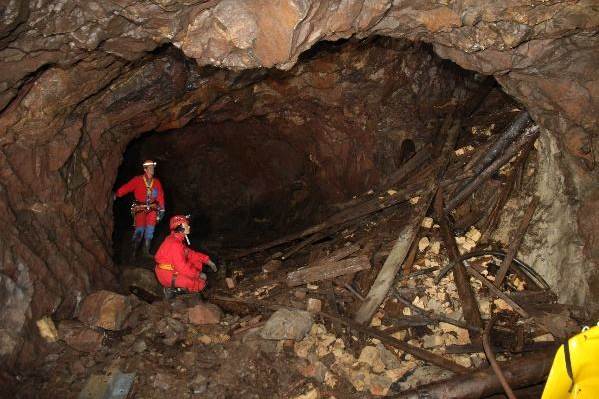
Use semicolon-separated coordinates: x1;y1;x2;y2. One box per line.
409;196;420;205
293;388;319;399
424;258;439;267
429;241;441;254
493;298;513;311
423;334;444;348
478;298;491;314
451;354;472;368
387;189;397;195
421;217;433;228
465;227;481;242
418;237;430;252
358;346;386;373
533;333;555;342
307;298;322;313
37;316;59;343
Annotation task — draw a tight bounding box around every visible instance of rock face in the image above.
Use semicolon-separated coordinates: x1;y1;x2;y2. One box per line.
0;0;597;369
188;303;223;325
261;309;313;341
78;291;132;331
57;321;104;353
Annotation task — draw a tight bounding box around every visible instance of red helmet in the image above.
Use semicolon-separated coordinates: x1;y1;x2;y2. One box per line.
169;215;189;231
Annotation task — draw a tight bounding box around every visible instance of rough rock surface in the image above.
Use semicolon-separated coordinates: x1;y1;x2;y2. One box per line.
261;309;313;341
187;302;223;325
0;0;597;368
78;291;132;331
57;321;104;353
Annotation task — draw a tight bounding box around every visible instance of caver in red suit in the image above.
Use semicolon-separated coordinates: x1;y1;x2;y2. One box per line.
115;160;165;256
154;215;216;292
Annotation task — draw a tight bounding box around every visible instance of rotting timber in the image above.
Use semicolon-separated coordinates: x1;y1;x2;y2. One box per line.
201;104;585;397
7;42;592;399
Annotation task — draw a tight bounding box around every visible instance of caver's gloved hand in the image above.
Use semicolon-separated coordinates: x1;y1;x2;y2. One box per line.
206;259;217;272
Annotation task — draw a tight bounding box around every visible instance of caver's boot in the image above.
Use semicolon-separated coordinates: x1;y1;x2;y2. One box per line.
129;238;142;263
141;240;153;259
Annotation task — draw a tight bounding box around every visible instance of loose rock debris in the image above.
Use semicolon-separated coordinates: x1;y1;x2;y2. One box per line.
15;109;590;399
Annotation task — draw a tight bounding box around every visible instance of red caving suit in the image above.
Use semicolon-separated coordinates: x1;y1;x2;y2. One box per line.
115;175;165;228
154;232;211;292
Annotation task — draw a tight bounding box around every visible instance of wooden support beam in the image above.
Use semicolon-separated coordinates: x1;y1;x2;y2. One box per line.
393;349;554;399
495;196;540;287
286;255;370;287
445;125;539;213
230;182;425;259
353;188;435;324
434;189;484;335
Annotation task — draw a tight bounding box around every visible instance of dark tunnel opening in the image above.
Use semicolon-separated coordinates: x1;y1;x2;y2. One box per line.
110;37;517;274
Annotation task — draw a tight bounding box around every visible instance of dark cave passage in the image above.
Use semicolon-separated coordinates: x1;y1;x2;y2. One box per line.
109;38;512;270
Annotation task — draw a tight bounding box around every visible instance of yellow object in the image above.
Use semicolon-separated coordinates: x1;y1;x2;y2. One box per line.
542;325;599;398
157;263;175;271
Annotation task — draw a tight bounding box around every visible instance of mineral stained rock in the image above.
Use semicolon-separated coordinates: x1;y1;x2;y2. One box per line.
0;0;597;369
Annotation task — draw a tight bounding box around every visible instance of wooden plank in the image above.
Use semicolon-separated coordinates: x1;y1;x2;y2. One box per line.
286;255;370;287
230;182;425;259
394;349;554;399
435;189;484;335
445;125;539;212
495;196;539;287
354;189;435;324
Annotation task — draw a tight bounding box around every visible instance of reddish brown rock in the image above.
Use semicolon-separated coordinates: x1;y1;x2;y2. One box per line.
78;291;132;331
0;0;597;369
188;303;223;325
58;321;104;353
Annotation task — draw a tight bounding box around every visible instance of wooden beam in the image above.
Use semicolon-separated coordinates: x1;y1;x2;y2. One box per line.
495;196;539;287
286;255;370;287
434;189;484;335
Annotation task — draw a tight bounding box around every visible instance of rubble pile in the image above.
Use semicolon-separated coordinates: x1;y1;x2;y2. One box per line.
13;99;589;399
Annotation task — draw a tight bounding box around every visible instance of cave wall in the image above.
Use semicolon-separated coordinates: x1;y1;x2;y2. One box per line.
0;0;597;368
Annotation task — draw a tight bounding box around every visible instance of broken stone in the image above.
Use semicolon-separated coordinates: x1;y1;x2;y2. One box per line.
533;333;555;342
493;298;512;311
153;372;176;390
69;359;86;375
132;339;147;353
368;374;394;396
451;354;472;368
429;241;441;255
36;316;59;343
262;259;282;273
324;371;338;388
294;289;307;300
58;320;104;352
188;302;223;325
261;309;313;341
358;346;386;373
422;334;444;348
421;217;433;229
418;237;430;252
297;359;328;382
78;290;132;331
306;298;322;313
189;373;208;395
377;344;401;370
465;226;481;242
439;322;470;345
409;196;420;205
293;388;319;399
